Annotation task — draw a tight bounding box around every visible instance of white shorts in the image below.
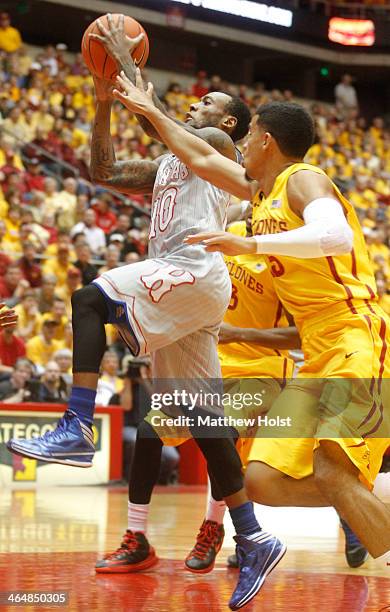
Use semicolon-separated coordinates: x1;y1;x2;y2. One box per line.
93;256;231;357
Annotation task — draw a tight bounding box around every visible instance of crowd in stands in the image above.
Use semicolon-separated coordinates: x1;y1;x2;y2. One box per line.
0;12;389;414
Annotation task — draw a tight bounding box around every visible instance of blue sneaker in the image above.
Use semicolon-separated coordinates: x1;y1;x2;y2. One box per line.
7;410;95;467
229;533;286;611
340;518;369;568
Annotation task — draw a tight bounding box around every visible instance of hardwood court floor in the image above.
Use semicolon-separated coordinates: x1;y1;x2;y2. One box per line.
0;484;389;611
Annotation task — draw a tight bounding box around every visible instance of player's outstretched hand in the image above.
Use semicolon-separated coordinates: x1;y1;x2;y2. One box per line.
184;232;257;256
89;13;144;61
113;69;155;115
0;304;18;328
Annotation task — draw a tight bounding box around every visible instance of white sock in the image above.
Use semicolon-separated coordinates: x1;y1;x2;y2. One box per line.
206;495;226;524
128;501;149;533
375;550;390;565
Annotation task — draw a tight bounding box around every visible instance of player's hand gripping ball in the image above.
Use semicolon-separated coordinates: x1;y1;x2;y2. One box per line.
81;13;149;81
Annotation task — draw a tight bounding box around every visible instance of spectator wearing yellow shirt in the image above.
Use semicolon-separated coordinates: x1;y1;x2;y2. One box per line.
7;75;21;102
42;239;73;290
40;297;68;341
41;177;62;217
56;267;82;316
54;178;78;231
2;107;29;144
14;45;32;81
0;186;8;218
62;321;73;351
0;139;24;170
0;13;22;53
32;104;54;135
370;117;384;142
0;219;10;256
45;231;75;260
368;228;390;263
26;319;63;371
20;108;38;143
26;71;45;107
4;206;21;251
361;207;377;231
72;82;94;120
14;291;42;341
348;175;377;211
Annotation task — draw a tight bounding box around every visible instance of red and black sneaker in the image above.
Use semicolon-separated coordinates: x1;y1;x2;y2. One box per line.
185;519;224;574
95;530;158;573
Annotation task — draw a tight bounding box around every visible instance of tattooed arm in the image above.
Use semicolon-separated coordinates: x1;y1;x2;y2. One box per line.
90;95;162;194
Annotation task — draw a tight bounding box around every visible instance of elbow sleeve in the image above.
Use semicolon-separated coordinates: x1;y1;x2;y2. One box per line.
319;222;353;256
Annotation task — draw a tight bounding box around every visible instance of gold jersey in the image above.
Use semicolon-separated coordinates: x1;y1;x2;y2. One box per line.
252;163;377;330
218;222;291;378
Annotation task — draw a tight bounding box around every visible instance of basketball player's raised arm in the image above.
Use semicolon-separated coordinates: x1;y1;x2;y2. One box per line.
90;77;160;194
112;73;253;201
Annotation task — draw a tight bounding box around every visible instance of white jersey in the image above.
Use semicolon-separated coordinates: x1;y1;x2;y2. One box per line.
93;152;233;360
148;154;230;266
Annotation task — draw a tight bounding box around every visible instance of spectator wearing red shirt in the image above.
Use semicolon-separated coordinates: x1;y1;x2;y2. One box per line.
0;263;30;306
59;130;78;171
0;166;25;196
92;193;117;235
23;158;45;193
192;70;209;99
18;241;42;288
0;325;26;371
23;126;60;164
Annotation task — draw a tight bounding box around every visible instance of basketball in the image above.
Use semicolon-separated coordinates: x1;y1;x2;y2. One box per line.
81;14;149;81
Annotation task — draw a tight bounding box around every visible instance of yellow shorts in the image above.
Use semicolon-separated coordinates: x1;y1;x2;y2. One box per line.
221;355;293;382
247;436;388;489
248;302;390;488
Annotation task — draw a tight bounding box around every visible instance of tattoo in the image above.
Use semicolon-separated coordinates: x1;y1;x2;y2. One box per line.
99;148;111;163
101;159;160;194
90;100;162;194
183;126;235;160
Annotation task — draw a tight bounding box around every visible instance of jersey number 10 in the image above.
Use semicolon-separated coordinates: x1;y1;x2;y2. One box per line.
149;187;178;239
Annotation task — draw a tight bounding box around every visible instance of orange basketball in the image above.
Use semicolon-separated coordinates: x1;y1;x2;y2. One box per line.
81;14;149;81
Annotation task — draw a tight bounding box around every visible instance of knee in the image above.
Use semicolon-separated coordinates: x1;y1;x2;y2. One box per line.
245;461;283;505
71;285;108;321
71;286;91;310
